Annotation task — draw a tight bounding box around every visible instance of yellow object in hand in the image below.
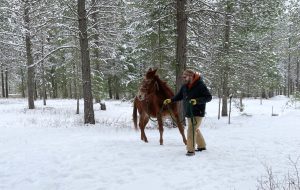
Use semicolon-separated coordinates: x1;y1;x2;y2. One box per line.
163;99;172;105
190;99;197;105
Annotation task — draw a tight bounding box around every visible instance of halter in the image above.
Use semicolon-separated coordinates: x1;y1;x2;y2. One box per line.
137;78;159;101
136;78;163;122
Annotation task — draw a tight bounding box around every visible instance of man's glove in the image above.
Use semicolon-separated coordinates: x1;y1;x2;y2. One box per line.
163;99;172;105
190;99;197;105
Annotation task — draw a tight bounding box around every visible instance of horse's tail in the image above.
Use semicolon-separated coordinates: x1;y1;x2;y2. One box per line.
133;98;138;130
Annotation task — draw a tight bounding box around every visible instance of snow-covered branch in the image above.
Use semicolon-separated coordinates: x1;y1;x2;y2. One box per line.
28;45;79;68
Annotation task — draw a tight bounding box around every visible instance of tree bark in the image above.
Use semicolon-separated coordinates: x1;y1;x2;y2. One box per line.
91;0;101;103
114;75;120;100
34;81;38;100
176;0;188;124
158;6;163;69
297;58;299;91
41;38;47;105
20;68;26;98
24;0;35;109
239;93;244;112
41;64;47;105
287;25;291;97
283;73;287;96
261;88;267;99
228;95;232;124
218;88;221;120
78;0;95;124
108;76;112;99
50;66;57;98
69;82;72;99
221;0;233;117
1;66;5;97
74;53;80;114
5;68;8;98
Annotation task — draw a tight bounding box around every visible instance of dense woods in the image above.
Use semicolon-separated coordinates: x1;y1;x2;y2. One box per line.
1;0;300;121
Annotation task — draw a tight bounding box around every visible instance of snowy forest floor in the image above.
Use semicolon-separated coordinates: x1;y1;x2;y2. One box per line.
0;96;300;190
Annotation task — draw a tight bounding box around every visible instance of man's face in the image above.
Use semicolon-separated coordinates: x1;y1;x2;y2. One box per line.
182;73;193;84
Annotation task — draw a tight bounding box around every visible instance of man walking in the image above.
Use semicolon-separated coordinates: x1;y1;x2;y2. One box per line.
164;69;212;156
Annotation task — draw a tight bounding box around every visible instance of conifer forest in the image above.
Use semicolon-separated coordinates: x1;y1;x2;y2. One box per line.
1;0;300;123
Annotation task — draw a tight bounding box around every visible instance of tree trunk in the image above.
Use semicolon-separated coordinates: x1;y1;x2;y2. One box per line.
175;0;188;124
24;0;35;109
74;54;80;114
20;68;26;98
261;88;267;99
239;93;244;112
221;75;228;116
91;0;101;103
158;11;163;69
221;0;233;117
114;75;120;100
34;81;38;100
260;88;264;105
268;88;274;98
5;68;8;98
1;66;5;97
228;95;232;124
63;80;68;98
62;63;68;99
108;76;112;99
69;82;72;99
50;66;57;98
283;73;287;96
297;58;299;91
78;0;95;124
218;88;221;120
41;48;47;105
287;25;291;97
115;90;120;100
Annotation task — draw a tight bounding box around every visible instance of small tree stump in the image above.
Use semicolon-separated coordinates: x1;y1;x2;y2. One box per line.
271;106;278;116
100;102;106;110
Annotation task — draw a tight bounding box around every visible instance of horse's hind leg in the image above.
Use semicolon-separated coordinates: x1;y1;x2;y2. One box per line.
171;111;187;145
157;113;164;145
139;114;149;143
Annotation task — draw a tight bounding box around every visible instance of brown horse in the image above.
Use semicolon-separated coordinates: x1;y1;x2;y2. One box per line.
133;68;187;145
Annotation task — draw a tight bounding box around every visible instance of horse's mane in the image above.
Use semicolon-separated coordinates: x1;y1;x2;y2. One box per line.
154;75;174;98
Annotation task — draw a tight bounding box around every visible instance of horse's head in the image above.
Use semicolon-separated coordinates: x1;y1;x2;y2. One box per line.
137;68;159;101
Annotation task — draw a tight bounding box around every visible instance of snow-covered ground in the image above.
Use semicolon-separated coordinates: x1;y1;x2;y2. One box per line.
0;96;299;190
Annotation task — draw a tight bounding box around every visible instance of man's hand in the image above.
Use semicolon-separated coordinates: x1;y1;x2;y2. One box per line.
190;99;197;105
163;99;172;105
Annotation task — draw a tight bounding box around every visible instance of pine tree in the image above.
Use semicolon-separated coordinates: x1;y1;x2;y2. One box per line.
78;0;95;124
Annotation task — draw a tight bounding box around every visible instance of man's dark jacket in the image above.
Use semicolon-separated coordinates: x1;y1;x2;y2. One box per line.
171;76;212;117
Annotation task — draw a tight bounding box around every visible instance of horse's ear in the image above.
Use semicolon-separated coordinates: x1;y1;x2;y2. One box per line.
146;67;157;78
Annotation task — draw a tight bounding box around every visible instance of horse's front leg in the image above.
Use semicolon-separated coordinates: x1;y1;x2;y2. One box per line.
139;114;149;143
157;113;164;145
171;111;187;145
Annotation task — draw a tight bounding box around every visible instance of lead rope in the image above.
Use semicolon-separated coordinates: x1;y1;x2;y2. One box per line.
187;101;197;152
165;105;185;125
145;99;167;123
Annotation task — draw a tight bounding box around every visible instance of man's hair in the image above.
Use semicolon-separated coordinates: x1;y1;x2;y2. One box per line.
183;69;194;76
